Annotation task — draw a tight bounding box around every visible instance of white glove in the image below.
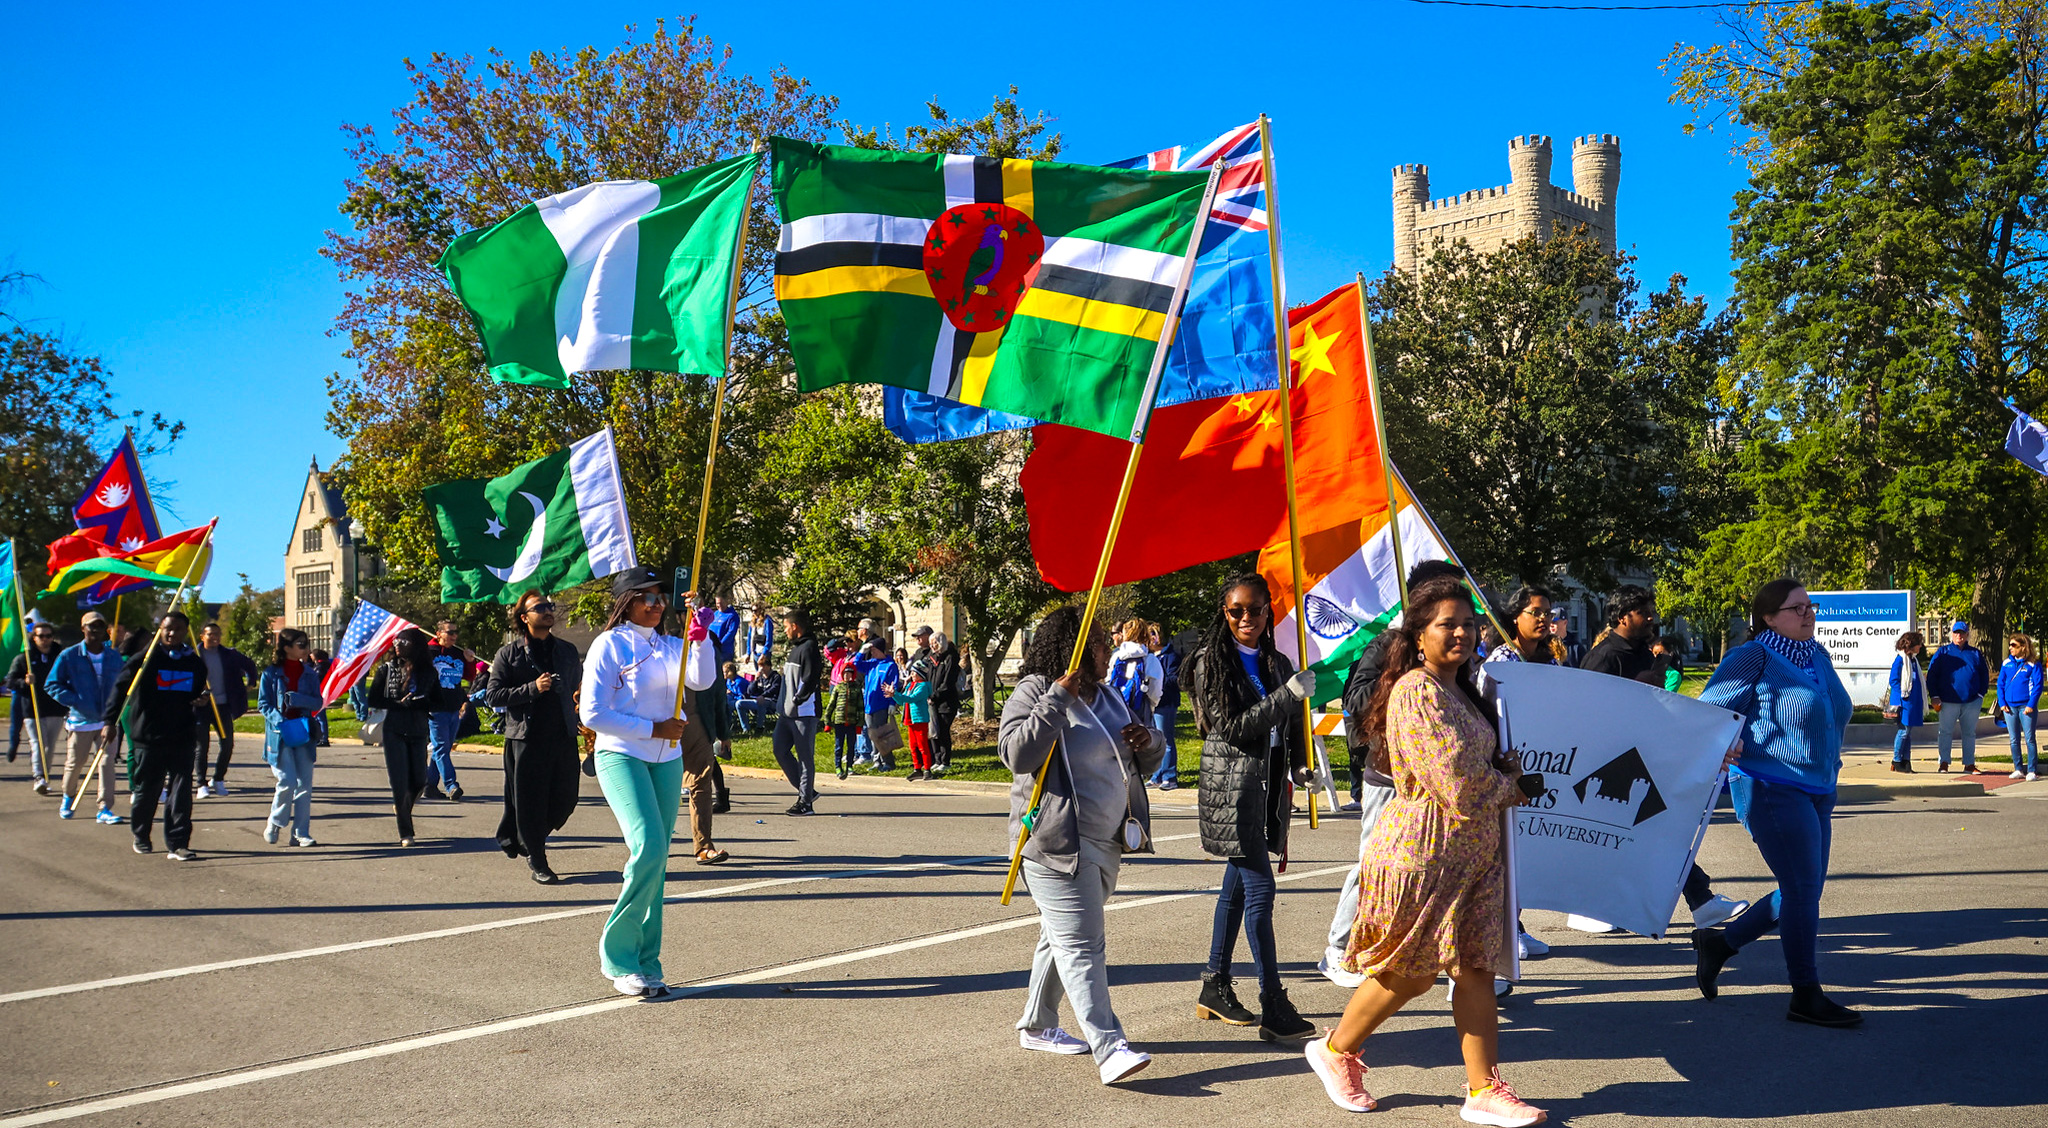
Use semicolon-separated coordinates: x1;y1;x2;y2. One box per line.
1285;670;1316;700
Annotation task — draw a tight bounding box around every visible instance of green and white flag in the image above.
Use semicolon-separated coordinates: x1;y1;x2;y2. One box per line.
0;542;23;681
438;152;758;389
426;429;638;603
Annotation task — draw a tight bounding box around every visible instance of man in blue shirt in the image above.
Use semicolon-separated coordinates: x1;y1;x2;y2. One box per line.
1927;620;1991;773
709;597;741;669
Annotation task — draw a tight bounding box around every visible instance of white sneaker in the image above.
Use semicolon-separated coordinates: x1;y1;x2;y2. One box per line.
1567;914;1619;933
262;822;280;844
1317;954;1365;989
2029;772;2039;782
2012;770;2026;779
1517;932;1549;959
611;973;653;997
1691;894;1748;930
1098;1041;1151;1084
1019;1026;1090;1055
643;978;671;998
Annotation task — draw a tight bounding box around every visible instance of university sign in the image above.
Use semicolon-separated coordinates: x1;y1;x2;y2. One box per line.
1807;589;1915;703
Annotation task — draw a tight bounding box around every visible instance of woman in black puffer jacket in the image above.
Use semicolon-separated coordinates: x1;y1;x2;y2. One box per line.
1189;573;1316;1045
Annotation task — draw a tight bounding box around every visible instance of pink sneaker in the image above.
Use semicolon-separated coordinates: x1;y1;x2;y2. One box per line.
1461;1069;1545;1126
1305;1036;1376;1112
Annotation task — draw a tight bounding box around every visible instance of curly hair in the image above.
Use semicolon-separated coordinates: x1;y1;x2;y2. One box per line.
1020;604;1105;683
1361;576;1492;773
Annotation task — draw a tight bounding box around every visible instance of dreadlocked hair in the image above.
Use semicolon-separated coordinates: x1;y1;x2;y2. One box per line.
1361;575;1493;775
1019;604;1103;683
1189;573;1282;736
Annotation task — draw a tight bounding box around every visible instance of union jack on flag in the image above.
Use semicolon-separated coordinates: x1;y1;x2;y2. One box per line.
1112;121;1269;237
323;599;418;707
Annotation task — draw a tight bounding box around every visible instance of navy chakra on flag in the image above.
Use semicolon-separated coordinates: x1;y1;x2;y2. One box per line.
923;203;1044;333
1304;594;1363;641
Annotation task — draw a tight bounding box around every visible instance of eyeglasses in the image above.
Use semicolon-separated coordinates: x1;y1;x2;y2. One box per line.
1224;605;1269;619
1776;602;1817;617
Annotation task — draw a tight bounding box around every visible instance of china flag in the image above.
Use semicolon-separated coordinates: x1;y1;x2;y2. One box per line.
1021;281;1390;591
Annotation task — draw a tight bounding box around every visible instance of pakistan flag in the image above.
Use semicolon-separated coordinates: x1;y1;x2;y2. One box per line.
426;429;639;603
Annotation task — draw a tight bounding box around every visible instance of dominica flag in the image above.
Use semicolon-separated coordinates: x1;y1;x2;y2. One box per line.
1260;475;1453;709
426;428;638;603
437;152;758;390
770;138;1217;441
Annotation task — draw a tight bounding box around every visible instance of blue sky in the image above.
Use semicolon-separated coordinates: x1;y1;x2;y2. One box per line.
2;1;1753;592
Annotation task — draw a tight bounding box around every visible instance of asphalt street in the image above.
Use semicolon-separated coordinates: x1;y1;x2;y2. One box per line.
2;744;2042;1127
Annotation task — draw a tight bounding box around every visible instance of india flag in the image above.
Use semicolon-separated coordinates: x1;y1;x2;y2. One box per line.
437;153;758;389
1260;475;1451;709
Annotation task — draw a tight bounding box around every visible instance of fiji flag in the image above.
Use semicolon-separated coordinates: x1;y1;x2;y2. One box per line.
885;122;1280;443
2005;399;2048;479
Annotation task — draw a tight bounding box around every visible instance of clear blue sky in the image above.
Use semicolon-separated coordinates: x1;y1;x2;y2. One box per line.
2;1;1752;593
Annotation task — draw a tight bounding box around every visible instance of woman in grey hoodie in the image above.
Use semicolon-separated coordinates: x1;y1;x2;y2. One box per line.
1000;605;1163;1087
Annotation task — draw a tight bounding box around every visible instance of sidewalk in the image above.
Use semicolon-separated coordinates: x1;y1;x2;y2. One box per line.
1836;741;2036;801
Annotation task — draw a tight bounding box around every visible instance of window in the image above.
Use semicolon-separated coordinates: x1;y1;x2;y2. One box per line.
294;568;333;653
301;525;323;554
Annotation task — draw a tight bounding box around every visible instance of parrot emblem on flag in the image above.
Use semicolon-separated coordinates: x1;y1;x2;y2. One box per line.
923;203;1043;334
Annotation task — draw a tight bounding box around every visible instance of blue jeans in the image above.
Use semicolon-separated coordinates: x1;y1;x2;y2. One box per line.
1724;775;1835;987
2004;707;2038;773
1205;844;1281;994
425;712;460;792
1148;707;1179;785
1893;723;1914;765
266;742;316;839
1936;699;1981;768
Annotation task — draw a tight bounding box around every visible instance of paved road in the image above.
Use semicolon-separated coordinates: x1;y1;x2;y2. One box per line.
2;745;2042;1127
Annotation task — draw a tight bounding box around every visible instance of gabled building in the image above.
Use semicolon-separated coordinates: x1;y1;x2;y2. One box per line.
282;459;378;653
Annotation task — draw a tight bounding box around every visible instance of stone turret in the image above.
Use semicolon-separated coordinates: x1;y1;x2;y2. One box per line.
1507;135;1553;243
1571;134;1621;255
1391;163;1431;275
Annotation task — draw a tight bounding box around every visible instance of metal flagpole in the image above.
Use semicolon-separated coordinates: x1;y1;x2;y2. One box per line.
75;520;217;803
1256;114;1320;831
1001;161;1225;905
670;145;764;746
10;540;51;788
1356;275;1409;612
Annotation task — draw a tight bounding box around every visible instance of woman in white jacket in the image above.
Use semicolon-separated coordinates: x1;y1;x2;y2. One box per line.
578;567;718;999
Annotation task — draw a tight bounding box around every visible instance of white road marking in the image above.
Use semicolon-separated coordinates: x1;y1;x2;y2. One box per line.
0;863;1353;1126
1;834;1207;1005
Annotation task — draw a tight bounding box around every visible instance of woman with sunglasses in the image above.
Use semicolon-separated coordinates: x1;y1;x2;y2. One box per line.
1996;633;2041;781
1190;573;1317;1046
579;567;719;998
1693;579;1858;1026
484;591;584;883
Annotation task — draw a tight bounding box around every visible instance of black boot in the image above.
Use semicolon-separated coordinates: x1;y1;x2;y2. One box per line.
1693;927;1736;1000
1195;972;1255;1025
1788;985;1862;1027
1258;986;1317;1045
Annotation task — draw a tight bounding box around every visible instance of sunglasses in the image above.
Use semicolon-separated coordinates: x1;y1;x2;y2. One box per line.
1224;604;1270;619
527;601;557;613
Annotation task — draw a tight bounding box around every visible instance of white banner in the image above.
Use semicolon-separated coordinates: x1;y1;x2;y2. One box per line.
1486;663;1743;938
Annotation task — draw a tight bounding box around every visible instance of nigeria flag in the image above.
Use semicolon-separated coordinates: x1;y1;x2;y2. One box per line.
770;138;1215;441
426;429;638;603
437;152;758;389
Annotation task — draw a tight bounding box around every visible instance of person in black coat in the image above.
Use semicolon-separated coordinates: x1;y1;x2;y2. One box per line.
1189;573;1316;1046
8;621;64;787
369;627;459;846
107;612;212;859
483;592;584;883
927;632;963;775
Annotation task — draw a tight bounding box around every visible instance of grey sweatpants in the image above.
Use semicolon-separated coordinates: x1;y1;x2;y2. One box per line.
1324;782;1396;965
771;715;820;802
1018;842;1126;1064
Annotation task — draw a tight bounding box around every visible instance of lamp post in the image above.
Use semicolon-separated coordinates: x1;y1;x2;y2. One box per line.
347;518;367;636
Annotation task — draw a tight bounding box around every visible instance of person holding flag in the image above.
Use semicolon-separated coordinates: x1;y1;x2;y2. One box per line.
579;567;719;998
47;611;125;823
1189;573;1318;1047
9;621;64;792
105;611;212;859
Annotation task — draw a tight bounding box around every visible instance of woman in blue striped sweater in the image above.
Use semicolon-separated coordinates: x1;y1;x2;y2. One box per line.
1692;578;1859;1027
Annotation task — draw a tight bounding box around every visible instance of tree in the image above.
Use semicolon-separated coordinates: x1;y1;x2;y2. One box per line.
766;91;1066;718
219;574;284;659
325;19;838;624
1668;2;2048;641
1369;235;1730;594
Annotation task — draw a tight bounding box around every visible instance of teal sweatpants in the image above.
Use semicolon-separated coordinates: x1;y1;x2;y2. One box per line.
596;751;684;980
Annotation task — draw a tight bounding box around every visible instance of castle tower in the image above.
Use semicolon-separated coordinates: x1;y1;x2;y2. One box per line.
1507;135;1553;243
1391;163;1431;275
1571;134;1621;255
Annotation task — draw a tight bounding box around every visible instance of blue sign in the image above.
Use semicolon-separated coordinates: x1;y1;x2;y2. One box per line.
1810;590;1911;622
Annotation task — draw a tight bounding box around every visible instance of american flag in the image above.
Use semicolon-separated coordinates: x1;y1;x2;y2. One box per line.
1112;121;1268;234
322;600;417;706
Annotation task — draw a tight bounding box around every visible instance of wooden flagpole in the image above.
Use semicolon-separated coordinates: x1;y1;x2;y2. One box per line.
10;540;52;788
1357;275;1409;612
670;145;763;745
1255;114;1320;831
75;520;216;803
1000;161;1225;905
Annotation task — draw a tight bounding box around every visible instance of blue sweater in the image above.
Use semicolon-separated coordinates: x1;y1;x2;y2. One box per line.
1888;654;1927;727
1697;640;1852;795
1996;656;2043;710
1927;643;1989;705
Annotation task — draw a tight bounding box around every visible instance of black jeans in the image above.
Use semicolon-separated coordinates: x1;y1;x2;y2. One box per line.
194;718;234;784
130;742;195;850
383;733;429;839
1206;841;1281;994
931;702;958;769
497;735;580;869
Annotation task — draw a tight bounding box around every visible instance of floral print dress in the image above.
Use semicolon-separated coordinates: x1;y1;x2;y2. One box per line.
1343;668;1521;980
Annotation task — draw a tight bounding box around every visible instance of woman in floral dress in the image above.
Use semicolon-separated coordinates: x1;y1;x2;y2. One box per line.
1304;576;1546;1127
